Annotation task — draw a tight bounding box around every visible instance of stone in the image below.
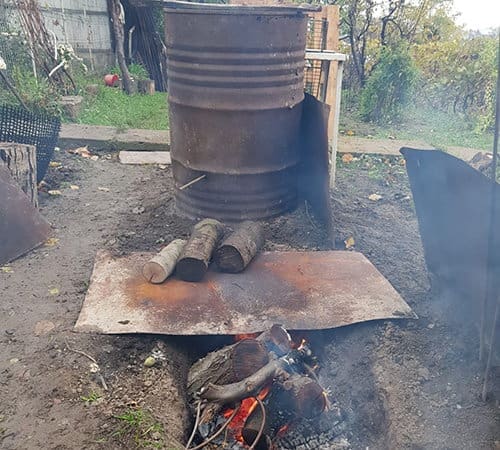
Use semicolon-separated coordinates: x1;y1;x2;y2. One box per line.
417;367;431;381
34;320;55;336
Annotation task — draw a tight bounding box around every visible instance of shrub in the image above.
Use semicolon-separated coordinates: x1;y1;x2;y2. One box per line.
360;44;419;124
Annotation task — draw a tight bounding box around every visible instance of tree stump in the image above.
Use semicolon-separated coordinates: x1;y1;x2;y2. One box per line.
176;218;225;281
0;142;38;207
138;79;155;95
214;221;264;273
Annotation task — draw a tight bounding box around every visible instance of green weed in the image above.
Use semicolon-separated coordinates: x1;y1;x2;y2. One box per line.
112;408;165;449
80;391;101;404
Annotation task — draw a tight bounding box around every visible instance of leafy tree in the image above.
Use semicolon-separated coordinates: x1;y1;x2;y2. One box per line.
359;44;418;123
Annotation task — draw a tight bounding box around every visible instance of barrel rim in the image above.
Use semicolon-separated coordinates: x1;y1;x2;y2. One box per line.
161;0;320;16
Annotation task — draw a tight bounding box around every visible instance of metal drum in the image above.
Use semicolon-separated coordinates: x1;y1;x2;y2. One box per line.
164;1;308;220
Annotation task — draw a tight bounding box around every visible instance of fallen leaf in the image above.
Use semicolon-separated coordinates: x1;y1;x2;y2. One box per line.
44;237;59;247
48;287;59;296
68;146;92;158
48;190;62;196
368;193;382;202
342;153;354;164
1;266;13;273
70;185;80;190
34;320;55;336
49;161;62;168
144;356;156;367
97;187;110;192
344;236;355;249
346;130;355;136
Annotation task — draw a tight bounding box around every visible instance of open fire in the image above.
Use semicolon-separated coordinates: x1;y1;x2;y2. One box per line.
186;325;328;449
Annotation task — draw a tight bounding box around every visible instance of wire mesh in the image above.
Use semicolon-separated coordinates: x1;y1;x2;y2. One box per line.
0;105;61;182
305;17;328;99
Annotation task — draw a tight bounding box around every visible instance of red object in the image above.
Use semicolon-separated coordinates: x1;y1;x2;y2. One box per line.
104;74;119;87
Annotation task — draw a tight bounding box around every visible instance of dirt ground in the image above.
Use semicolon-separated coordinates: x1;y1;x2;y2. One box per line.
1;148;499;450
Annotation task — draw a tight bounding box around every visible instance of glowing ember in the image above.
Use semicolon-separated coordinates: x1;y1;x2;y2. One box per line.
277;424;290;437
223;386;271;442
234;333;260;341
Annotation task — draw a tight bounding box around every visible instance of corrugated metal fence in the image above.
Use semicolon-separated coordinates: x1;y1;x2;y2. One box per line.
0;0;113;70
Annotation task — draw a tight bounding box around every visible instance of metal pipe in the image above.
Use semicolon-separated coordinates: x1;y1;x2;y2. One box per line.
481;29;500;400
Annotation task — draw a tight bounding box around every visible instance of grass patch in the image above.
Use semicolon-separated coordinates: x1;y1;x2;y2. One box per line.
340;104;494;151
75;86;168;130
111;408;165;449
80;391;101;405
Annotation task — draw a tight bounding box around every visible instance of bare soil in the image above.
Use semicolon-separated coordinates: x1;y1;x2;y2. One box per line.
1;149;498;450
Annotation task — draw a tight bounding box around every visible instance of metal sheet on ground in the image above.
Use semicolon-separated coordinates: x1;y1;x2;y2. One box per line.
76;250;415;335
0;166;52;265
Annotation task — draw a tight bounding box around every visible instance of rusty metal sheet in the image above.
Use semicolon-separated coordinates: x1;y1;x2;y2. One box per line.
401;147;499;364
298;93;332;234
0;166;52;265
75;250;415;335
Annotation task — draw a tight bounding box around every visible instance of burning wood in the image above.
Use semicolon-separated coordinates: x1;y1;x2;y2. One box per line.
185;325;328;449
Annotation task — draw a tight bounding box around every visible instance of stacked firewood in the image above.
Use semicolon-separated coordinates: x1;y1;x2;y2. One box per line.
142;219;264;284
185;325;327;450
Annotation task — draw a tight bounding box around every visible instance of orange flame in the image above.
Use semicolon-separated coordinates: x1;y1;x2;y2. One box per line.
223;386;271;442
234;333;260;341
277;424;290;437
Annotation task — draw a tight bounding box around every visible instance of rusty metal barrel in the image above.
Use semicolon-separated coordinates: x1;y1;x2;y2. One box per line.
164;1;309;221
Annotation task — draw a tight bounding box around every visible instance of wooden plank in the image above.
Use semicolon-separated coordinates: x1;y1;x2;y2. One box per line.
325;5;340;132
59;124;170;152
325;5;341;186
330;60;344;188
118;150;171;165
305;51;346;61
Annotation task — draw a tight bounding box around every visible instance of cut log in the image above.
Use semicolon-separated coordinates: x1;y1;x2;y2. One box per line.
142;238;186;283
256;324;293;357
280;374;327;418
187;338;269;404
214;221;264;273
138;79;155;95
0;142;38;207
187;337;270;426
199;358;289;405
176;218;225;281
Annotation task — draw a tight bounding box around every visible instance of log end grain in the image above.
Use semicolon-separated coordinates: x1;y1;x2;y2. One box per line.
176;257;207;282
142;261;166;284
214;244;245;273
